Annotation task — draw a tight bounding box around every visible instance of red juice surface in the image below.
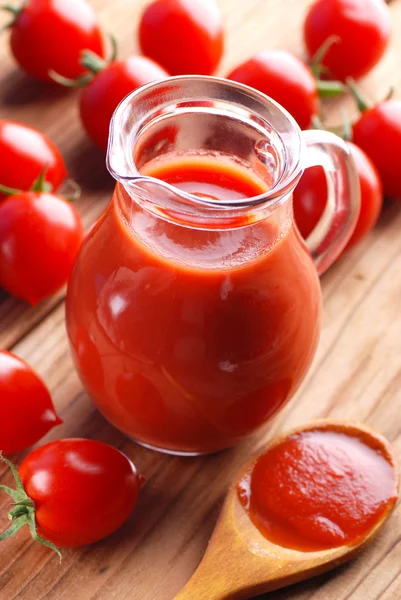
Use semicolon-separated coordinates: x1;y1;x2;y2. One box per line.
142;155;269;201
238;428;398;551
66;154;321;454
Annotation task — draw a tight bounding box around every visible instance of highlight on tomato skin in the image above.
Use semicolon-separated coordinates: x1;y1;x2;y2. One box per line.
0;120;67;200
0;439;143;556
293;142;383;253
3;0;106;83
0;350;62;456
80;56;169;151
303;0;391;81
0;191;85;305
227;50;319;130
352;99;401;200
138;0;224;76
19;439;142;548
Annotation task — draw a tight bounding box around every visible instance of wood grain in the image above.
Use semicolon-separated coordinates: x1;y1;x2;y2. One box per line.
0;0;401;599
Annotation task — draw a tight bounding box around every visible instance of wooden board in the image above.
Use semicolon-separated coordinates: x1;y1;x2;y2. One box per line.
1;0;401;598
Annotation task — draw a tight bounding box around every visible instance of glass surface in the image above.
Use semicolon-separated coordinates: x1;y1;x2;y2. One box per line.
66;77;359;454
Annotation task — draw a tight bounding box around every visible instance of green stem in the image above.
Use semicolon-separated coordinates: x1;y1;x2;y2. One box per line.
107;33;118;63
0;517;27;541
341;110;352;142
31;167;49;193
0;4;21;32
9;505;29;519
80;33;117;73
0;168;52;196
316;79;346;98
346;77;370;112
48;70;93;88
0;454;26;496
80;50;107;75
0;484;18;500
0;4;20;16
49;33;117;87
0;183;21;196
311;115;324;130
12;498;35;509
49;50;107;87
27;512;62;561
311;35;340;77
0;454;62;560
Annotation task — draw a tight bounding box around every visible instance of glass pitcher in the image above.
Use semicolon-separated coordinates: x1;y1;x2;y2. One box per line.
66;76;359;455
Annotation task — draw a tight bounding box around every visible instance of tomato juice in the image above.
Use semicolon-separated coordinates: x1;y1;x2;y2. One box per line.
66;153;321;454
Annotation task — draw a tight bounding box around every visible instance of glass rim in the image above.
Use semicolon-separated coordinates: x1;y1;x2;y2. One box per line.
107;75;304;211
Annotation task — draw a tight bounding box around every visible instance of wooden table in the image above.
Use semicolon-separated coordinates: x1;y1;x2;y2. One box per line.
1;0;401;598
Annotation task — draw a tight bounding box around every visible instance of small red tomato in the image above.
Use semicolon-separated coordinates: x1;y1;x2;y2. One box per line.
293;142;383;251
304;0;390;81
0;439;141;550
0;351;62;455
353;99;401;199
227;51;319;130
0;191;84;304
0;121;67;200
80;56;169;151
139;0;224;76
4;0;105;82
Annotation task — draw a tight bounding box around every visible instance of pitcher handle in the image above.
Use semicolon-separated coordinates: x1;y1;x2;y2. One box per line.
301;130;360;275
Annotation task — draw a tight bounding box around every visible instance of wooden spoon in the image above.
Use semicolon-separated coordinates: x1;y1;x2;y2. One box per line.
174;420;398;600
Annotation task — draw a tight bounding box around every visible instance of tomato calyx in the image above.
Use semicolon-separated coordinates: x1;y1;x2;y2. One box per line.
50;34;118;88
0;454;62;560
0;4;21;32
310;35;340;77
312;111;353;142
310;36;346;99
315;79;345;98
346;77;371;112
347;77;394;113
0;168;80;202
0;168;53;197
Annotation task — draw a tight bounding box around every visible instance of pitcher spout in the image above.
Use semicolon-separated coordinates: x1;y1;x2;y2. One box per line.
107;76;305;228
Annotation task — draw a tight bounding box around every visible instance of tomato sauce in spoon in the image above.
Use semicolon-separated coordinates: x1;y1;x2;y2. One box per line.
238;425;398;552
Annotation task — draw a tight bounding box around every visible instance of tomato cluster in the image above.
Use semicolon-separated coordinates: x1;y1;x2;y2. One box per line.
0;0;399;560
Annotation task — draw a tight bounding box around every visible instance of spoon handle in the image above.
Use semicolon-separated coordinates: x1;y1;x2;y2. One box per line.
174;564;231;600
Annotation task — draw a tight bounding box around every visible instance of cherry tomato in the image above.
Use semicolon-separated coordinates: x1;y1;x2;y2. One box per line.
80;56;169;151
0;439;141;549
0;191;84;305
4;0;105;82
0;121;67;200
139;0;224;76
303;0;390;81
227;51;319;130
293;142;383;251
353;99;401;199
0;351;62;456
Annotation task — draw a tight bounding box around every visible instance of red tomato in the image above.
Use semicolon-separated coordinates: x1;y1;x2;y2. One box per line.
304;0;390;81
0;121;67;200
9;439;140;548
80;56;169;151
0;351;62;455
353;99;401;199
139;0;224;76
0;191;84;304
227;51;319;130
5;0;105;82
293;142;383;251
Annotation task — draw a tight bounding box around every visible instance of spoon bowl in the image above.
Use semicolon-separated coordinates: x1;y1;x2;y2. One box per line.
175;420;399;600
